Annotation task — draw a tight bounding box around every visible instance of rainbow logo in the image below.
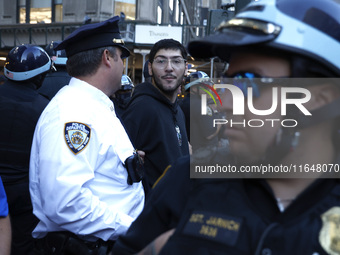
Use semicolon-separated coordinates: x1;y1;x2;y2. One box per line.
185;78;223;106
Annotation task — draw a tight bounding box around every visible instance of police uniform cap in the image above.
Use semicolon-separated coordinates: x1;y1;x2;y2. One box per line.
55;16;130;59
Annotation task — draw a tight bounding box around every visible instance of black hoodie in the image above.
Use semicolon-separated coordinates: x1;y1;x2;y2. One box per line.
122;82;189;190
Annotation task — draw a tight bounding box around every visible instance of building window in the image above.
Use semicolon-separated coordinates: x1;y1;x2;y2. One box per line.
19;0;26;23
54;0;63;22
19;0;52;24
115;0;136;20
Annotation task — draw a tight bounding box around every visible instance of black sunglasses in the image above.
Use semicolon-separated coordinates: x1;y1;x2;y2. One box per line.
221;72;283;97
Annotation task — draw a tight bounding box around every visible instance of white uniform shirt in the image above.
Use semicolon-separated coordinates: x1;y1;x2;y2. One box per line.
29;78;145;241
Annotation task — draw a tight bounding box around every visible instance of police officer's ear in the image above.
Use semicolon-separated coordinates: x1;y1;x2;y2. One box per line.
103;49;112;66
304;83;340;112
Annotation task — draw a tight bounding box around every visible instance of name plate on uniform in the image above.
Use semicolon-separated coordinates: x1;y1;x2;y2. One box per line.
182;210;242;246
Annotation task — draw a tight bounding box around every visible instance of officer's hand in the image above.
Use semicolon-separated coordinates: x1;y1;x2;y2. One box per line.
137;150;145;163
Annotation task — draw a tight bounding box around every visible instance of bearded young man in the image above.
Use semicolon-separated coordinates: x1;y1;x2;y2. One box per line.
122;39;190;193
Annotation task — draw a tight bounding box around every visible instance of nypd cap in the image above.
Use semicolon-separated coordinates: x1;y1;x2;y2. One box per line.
55;16;130;59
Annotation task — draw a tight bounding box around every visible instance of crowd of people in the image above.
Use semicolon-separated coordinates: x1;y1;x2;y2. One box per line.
0;0;340;254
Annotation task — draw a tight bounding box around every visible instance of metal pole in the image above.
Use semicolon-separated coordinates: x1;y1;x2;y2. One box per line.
52;0;55;22
125;57;129;75
141;53;146;83
179;0;196;38
26;0;30;23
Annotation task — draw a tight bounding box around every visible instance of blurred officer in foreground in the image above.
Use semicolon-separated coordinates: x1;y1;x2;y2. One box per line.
112;74;134;118
0;177;11;255
0;44;51;255
122;39;189;193
30;16;145;255
114;0;340;254
38;40;71;100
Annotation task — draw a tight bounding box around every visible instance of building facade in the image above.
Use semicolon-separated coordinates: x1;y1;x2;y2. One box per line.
0;0;240;82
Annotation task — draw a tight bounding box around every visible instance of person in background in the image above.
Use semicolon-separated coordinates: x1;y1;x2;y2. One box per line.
38;40;71;100
122;39;189;193
0;176;12;255
180;71;221;152
111;74;134;118
30;16;144;255
0;44;51;255
143;59;152;84
178;74;192;140
113;0;340;254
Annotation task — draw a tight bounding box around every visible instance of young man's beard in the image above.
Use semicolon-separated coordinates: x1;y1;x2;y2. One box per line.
153;76;181;96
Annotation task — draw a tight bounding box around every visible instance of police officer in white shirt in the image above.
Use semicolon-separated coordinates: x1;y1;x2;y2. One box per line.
29;16;145;255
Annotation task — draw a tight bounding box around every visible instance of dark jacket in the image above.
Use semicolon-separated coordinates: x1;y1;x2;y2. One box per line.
179;93;190;139
0;80;49;183
38;68;71;100
160;177;339;255
112;96;131;119
113;156;190;255
114;155;340;255
0;79;49;255
122;82;189;189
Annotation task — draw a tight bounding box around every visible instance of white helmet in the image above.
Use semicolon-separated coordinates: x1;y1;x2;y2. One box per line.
120;75;134;90
188;0;340;76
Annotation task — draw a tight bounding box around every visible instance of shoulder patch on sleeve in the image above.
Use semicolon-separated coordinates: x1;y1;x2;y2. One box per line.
64;122;91;155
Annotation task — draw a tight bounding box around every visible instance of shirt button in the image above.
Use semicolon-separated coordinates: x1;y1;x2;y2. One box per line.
262;248;272;255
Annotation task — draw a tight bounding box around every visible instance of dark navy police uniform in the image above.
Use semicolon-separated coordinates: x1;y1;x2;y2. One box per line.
38;67;71;100
0;79;49;255
114;155;340;255
160;178;339;254
0;80;49;183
